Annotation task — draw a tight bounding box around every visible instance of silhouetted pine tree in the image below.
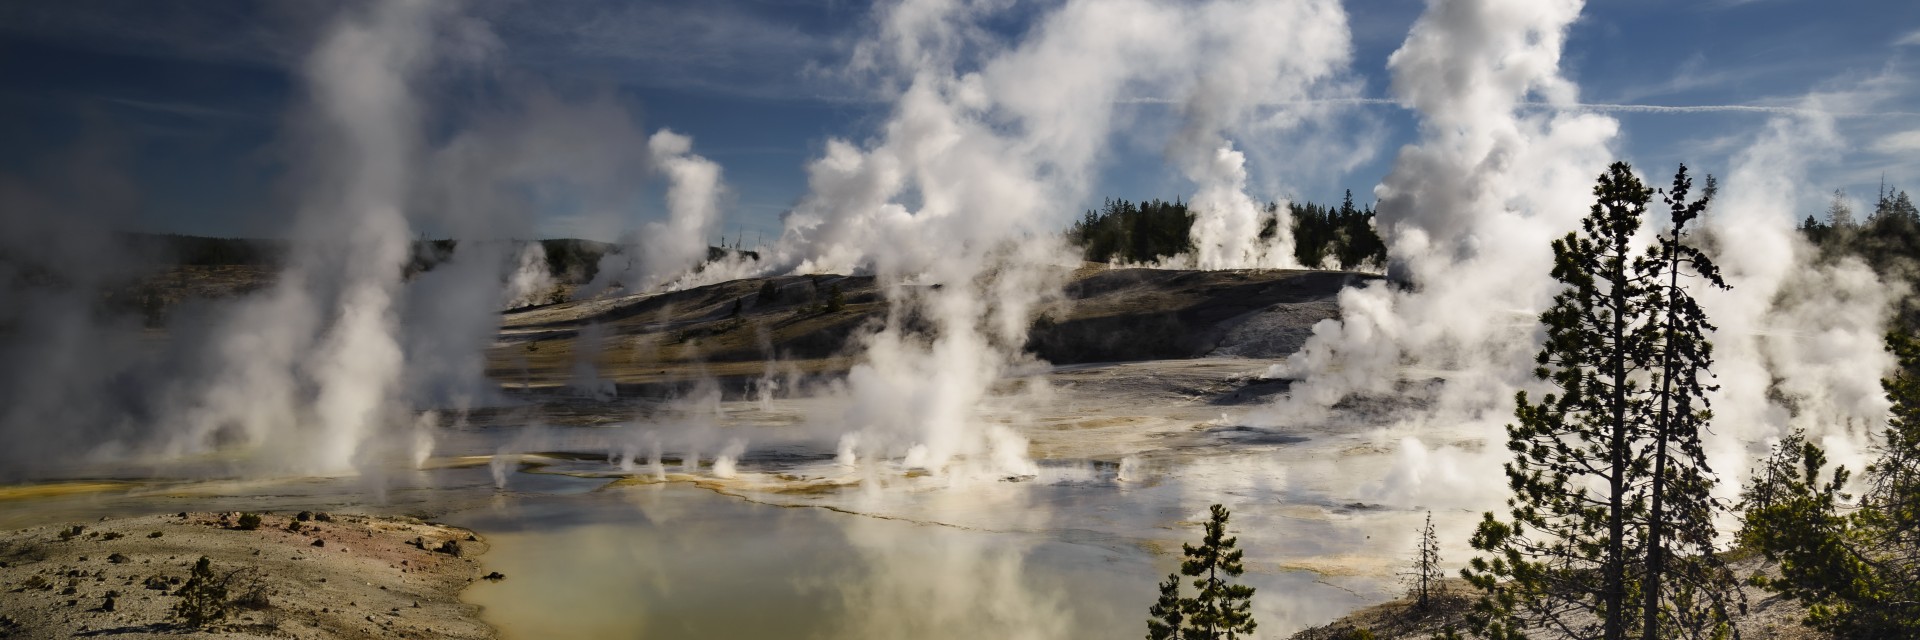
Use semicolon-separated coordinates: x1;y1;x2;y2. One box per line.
1635;164;1739;639
1466;162;1736;640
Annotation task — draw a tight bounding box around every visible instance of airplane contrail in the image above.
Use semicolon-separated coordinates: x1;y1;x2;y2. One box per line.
1118;96;1920;118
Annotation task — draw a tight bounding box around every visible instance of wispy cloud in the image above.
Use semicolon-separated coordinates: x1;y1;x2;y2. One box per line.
1548;102;1920;118
1115;95;1920;119
477;0;853;99
1602;54;1786;104
1115;96;1397;107
0;1;858;100
1875;129;1920;154
1898;29;1920;47
102;97;260;121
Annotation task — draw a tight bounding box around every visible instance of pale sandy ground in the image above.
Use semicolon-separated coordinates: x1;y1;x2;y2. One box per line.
0;511;491;639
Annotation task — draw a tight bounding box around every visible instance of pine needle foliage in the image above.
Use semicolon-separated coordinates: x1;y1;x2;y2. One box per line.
1148;574;1186;640
1407;510;1445;610
1464;163;1738;640
171;556;229;629
1634;164;1741;640
1146;504;1258;640
1740;331;1920;636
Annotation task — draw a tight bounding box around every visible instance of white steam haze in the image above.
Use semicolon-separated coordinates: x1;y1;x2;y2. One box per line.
706;0;1372;479
1250;0;1898;516
131;0;449;475
1258;0;1615;427
1697;101;1897;493
1169;0;1352;271
502;242;555;309
0;0;1912;634
0;0;683;478
578;127;731;295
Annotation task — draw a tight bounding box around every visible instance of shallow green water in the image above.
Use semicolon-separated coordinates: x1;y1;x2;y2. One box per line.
450;482;1151;640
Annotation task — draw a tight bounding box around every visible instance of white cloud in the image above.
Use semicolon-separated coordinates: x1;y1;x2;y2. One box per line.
1874;129;1920;153
1898;29;1920;47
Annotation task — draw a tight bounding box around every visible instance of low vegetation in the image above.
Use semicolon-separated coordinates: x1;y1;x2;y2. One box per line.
1737;330;1920;637
171;556;229;629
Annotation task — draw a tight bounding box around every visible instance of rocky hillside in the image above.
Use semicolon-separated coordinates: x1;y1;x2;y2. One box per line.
485;266;1377;393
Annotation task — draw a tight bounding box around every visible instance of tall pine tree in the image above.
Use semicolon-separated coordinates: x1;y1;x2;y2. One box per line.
1466;161;1654;640
1635;164;1739;640
1146;504;1257;640
1465;162;1736;640
1409;510;1444;611
1182;504;1257;640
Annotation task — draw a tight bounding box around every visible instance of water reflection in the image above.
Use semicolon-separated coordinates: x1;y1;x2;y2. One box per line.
454;483;1139;640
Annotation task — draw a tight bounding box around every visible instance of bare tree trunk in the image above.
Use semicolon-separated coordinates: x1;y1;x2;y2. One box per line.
1641;226;1683;640
1605;245;1631;640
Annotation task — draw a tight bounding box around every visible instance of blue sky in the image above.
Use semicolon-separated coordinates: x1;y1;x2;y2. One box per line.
1;0;1916;242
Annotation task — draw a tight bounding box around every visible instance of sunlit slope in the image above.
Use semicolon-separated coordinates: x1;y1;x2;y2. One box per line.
485;266;1377;390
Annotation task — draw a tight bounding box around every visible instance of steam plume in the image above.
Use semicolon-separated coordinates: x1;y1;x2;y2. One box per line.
1259;0;1898;516
1258;0;1616;428
159;0;451;474
758;0;1365;478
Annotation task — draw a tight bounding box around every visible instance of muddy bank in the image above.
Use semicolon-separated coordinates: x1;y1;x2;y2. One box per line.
0;511;492;639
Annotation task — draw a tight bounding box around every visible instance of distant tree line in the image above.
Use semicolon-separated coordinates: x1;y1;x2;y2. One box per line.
1066;191;1386;270
105;234;644;287
1070;198;1196;265
1797;183;1920;328
1289;191;1387;271
539;238;613;284
114;233;288;267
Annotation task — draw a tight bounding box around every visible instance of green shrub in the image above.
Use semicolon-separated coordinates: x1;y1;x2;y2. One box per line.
234;513;261;531
171;557;229;629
